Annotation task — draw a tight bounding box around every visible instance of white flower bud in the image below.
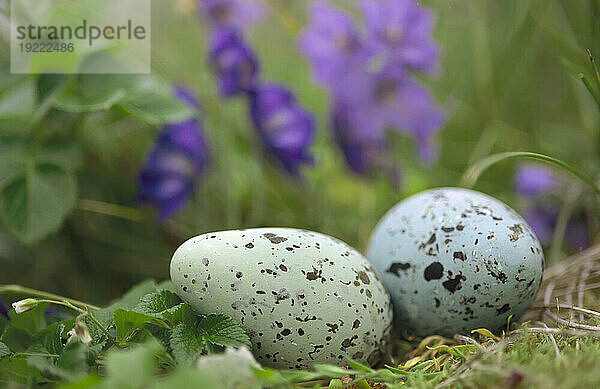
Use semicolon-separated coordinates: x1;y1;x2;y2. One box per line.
11;298;39;314
67;320;93;345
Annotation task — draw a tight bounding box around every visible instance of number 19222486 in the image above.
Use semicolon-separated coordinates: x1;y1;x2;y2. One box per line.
19;42;75;53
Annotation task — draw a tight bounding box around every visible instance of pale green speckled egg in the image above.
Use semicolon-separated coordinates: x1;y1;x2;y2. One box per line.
170;228;392;369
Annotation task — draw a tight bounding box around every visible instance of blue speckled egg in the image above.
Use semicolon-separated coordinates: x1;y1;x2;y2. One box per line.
366;188;544;337
170;228;392;369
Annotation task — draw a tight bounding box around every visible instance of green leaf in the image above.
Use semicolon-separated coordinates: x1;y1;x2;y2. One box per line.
0;159;77;244
6;303;48;335
169;323;207;365
161;303;196;329
56;375;102;389
149;367;218;389
27;343;88;382
52;76;127;113
32;322;70;356
34;142;83;172
345;357;374;372
196;314;251;349
113;309;170;344
135;290;181;315
0;342;10;359
117;90;196;126
102;339;162;389
0;77;36;122
0;355;43;384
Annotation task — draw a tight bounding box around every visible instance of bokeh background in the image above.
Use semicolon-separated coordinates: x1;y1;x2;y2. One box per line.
0;0;598;305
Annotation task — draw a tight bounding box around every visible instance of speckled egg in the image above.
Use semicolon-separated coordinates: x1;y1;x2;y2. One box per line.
366;188;544;337
170;228;392;369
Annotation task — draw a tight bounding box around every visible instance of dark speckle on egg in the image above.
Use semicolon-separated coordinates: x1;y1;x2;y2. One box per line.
424;262;444;281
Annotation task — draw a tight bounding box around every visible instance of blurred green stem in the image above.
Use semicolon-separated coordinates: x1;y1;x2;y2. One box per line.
0;284;100;310
460;151;600;198
77;199;146;222
263;0;302;35
549;187;581;264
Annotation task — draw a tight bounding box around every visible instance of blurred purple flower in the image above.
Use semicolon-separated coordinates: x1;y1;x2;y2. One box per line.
175;85;202;109
0;299;9;320
333;65;444;162
515;164;557;196
198;0;265;30
522;206;558;244
523;206;590;250
361;0;439;73
138;87;208;220
249;84;315;175
209;28;259;97
299;1;369;86
332;102;386;174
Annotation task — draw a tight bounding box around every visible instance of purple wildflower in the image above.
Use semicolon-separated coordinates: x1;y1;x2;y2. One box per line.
198;0;265;30
522;206;559;245
523;206;590;250
333;65;444;162
249;84;315;175
0;299;9;320
515;164;557;196
361;0;439;73
138;87;208;220
332;102;386;174
298;0;444;173
298;1;369;87
209;28;259;97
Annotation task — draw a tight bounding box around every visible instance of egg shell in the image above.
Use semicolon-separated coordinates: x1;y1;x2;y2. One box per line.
367;187;544;337
170;228;392;369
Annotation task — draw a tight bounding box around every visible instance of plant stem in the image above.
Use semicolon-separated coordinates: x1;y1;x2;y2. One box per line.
15;352;60;358
262;0;302;35
37;299;86;314
460;151;600;198
0;284;100;310
84;307;120;348
77;199;146;222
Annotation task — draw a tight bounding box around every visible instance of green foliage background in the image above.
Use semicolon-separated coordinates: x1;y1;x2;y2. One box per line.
0;0;599;307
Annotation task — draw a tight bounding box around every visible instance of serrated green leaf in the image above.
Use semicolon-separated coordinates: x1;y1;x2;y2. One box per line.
113;309;170;344
0;342;10;359
32;322;70;356
196;314;251;349
135;290;181;315
169;322;207;365
161;303;196;329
